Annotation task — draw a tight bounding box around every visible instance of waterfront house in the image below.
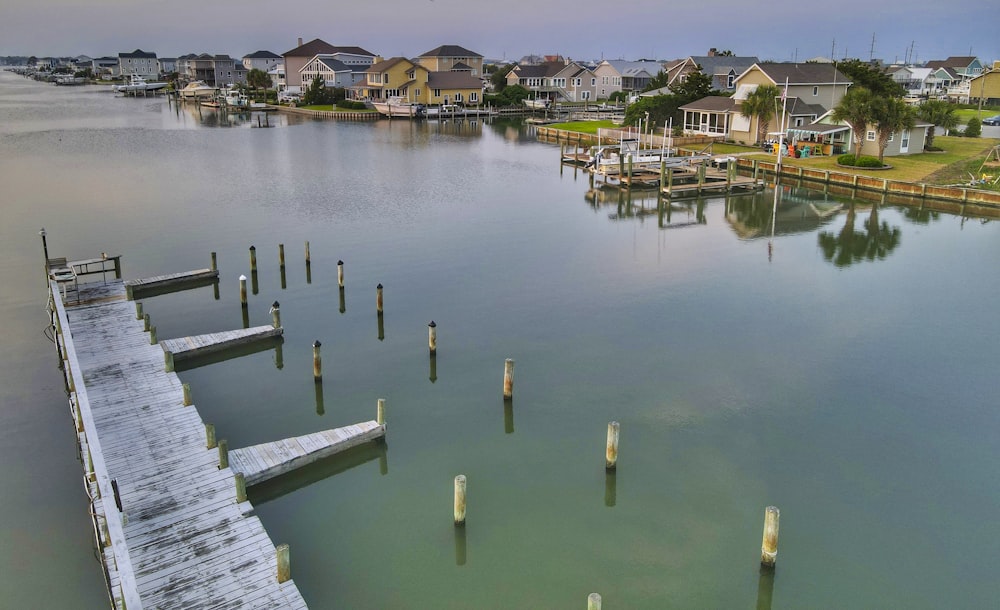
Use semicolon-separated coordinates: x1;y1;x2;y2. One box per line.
242;50;282;73
424;70;484;105
663;50;760;93
966;62;1000;106
726;63;851;145
268;65;285;91
118;49;158;80
91;56;118;79
925;56;984;80
416;45;483;77
300;55;364;89
176;54;246;87
158;58;176;76
889;66;941;97
282;38;376;89
506;59;597;103
356;57;425;101
592;60;664;99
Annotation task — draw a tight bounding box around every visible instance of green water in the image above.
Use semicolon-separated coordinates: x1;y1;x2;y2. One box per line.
1;72;999;609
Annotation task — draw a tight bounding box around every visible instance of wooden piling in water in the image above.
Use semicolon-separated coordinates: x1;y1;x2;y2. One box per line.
218;439;228;469
377;398;385;425
276;544;291;583
135;301;143;320
271;301;281;329
249;246;257;273
239;275;247;305
164;350;174;372
205;423;216;449
278;243;285;268
182;383;192;406
313;340;322;382
605;421;619;470
503;358;514;400
376;284;383;315
304;241;310;264
337;260;344;287
148;325;157;345
428;321;437;354
588;593;602;610
210;251;217;272
454;474;467;526
761;506;780;568
143;313;150;331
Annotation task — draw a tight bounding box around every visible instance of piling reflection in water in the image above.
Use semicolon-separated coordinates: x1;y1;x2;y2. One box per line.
274;341;283;370
454;526;467;566
755;568;774;610
338;287;346;314
251;269;259;295
429;353;437;383
314;382;324;416
377;314;385;341
503;401;514;434
305;261;311;284
280;266;287;290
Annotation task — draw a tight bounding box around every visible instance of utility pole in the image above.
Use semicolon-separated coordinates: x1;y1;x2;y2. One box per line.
869;33;876;63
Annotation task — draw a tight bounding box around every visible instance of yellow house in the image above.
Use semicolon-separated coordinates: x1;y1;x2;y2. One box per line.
728;63;852;145
968;63;1000;106
355;56;483;106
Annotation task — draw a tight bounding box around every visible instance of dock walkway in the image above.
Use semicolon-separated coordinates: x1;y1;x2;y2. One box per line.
52;279;307;609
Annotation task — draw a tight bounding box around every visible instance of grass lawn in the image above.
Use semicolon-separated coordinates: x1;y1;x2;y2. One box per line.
546;120;618;134
955;107;1000;123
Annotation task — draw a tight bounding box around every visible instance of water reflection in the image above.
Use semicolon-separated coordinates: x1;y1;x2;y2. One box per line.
817;203;902;267
503;401;514;434
247;443;385;505
429;353;438;383
725;186;844;240
454;525;467;566
755;568;775;610
604;471;617;508
314;382;324;416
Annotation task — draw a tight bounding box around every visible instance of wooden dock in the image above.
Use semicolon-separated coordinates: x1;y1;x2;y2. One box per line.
230;421;385;486
124;268;218;299
161;327;283;368
50;278;307;609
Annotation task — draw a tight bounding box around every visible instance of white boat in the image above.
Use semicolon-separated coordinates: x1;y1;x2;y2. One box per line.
113;73;167;94
179;80;217;99
371;96;426;118
523;97;551;110
585;138;692;175
222;88;250;109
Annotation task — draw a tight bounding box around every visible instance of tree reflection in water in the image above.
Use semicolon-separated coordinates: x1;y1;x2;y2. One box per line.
818;203;902;267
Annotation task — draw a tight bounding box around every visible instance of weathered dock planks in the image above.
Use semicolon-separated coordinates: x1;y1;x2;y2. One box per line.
230;421;386;486
160;327;283;365
124;268;219;299
51;278;307;609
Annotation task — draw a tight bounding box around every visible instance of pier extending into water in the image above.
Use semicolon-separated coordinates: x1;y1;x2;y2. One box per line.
46;255;385;609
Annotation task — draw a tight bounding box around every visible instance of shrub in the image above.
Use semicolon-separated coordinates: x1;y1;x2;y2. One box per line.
336;100;367;110
837;154;884;167
964;118;981;138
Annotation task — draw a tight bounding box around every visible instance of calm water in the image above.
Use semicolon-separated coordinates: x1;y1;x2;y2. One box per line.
2;72;999;609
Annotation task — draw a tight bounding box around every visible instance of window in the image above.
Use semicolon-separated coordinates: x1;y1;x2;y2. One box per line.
582;91;591;100
888;132;894;142
414;89;420;97
727;74;735;88
454;93;463;102
866;130;876;141
433;89;441;97
813;86;819;96
591;78;596;86
470;92;478;102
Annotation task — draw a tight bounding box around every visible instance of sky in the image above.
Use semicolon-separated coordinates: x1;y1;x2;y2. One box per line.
1;0;996;66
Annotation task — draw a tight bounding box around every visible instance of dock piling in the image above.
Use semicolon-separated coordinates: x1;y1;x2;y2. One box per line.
210;251;217;272
376;284;383;316
605;421;620;470
276;544;291;583
377;398;385;425
143;313;150;332
428;321;437;354
503;358;514;401
270;301;281;329
149;325;157;345
205;423;216;449
304;241;310;264
278;243;285;268
182;383;192;406
239;275;247;305
761;506;780;568
234;472;247;503
312;340;322;382
337;260;344;287
588;593;602;610
135;302;143;320
249;246;257;273
218;439;229;469
454;475;467;526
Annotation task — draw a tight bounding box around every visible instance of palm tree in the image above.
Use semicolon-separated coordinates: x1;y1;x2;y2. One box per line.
739;84;781;145
916;100;959;148
871;97;916;164
246;68;270;103
831;87;874;162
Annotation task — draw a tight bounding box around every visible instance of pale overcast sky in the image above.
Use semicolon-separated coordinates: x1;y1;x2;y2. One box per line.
1;0;996;65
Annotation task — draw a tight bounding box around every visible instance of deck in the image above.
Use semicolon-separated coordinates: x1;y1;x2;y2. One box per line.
51;278;307;609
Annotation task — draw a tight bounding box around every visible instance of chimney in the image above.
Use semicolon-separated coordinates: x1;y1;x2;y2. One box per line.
708;48;717;57
297;38;303;48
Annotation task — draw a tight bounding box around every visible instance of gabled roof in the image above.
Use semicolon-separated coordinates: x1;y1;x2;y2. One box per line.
784;97;827;117
283;39;374;58
426;71;483;89
451;62;473;71
926;56;978;69
419;45;482;58
509;61;567;78
306;56;352;73
743;63;850;86
366;57;418;73
244;50;281;59
119;49;157;59
679;96;738;112
689;55;759;76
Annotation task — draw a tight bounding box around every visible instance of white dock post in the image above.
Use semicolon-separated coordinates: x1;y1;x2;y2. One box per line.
428;321;437;354
605;421;620;470
454;475;467;526
377;398;385;426
588;593;602;610
271;301;281;329
239;274;247;305
503;358;514;401
276;544;291;583
761;506;780;568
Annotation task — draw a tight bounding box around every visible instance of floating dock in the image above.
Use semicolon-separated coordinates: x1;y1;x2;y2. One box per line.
47;262;385;609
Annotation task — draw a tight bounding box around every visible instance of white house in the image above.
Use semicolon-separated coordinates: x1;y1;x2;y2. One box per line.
242;50;282;73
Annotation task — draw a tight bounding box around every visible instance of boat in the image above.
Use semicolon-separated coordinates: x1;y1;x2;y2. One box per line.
178;80;217;100
113;73;167;94
222;87;250;110
585;138;685;175
523;97;551;110
371;96;426;118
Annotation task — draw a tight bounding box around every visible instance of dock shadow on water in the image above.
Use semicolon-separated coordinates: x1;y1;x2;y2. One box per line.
247;442;387;506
